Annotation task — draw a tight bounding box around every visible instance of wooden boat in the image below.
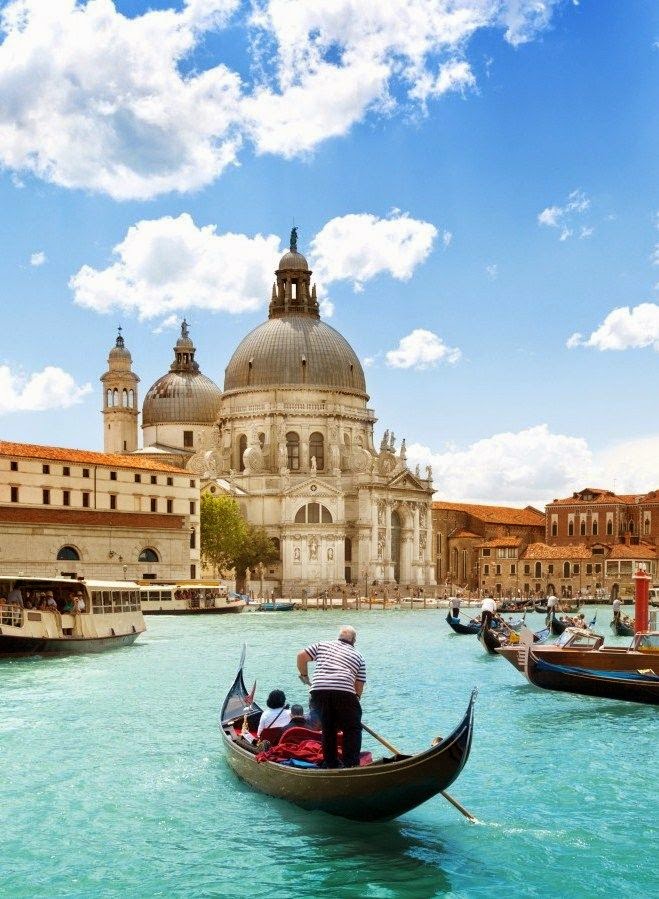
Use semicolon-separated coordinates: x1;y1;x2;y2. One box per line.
257;601;296;611
610;618;634;637
139;582;245;615
497;630;659;705
479;622;547;654
219;648;477;822
0;576;145;656
446;612;481;635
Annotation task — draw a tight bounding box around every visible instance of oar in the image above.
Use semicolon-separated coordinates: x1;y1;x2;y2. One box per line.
361;721;478;823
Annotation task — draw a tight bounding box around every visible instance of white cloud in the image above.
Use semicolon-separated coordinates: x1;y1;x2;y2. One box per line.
442;230;453;248
0;1;566;199
597;436;659;495
567;303;659;352
70;213;281;319
310;211;437;293
538;189;591;241
318;298;334;318
0;364;91;414
407;424;594;506
385;328;461;369
152;314;180;334
29;251;46;266
0;0;243;200
485;263;498;279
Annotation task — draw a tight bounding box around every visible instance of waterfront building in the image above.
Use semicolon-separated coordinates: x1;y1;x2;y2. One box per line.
432;501;545;590
545;487;659;545
0;441;199;581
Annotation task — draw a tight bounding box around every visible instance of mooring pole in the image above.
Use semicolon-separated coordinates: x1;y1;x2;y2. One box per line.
633;565;650;634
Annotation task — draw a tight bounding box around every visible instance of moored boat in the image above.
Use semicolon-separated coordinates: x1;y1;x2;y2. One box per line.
497;629;659;705
549;611;569;635
257;601;296;612
446;612;481;634
138;581;245;614
219;648;477;822
0;576;145;656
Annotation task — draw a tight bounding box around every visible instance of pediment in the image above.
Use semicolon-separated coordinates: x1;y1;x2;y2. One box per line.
386;470;429;491
284;478;343;499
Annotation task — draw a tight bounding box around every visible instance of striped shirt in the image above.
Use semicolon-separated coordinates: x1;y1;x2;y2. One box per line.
305;639;366;694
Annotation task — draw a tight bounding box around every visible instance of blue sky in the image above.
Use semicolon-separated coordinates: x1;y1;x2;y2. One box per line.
0;0;657;506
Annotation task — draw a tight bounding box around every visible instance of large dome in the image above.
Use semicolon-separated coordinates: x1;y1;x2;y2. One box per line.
224;314;367;396
142;320;222;425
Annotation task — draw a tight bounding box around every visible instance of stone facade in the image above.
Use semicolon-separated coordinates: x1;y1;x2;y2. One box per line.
0;442;199;581
432;501;545;591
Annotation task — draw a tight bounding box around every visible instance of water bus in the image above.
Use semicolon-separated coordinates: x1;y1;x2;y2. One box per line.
0;576;145;656
138;581;245;614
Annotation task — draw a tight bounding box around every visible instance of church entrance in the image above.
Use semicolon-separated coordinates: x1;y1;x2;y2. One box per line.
391;511;401;583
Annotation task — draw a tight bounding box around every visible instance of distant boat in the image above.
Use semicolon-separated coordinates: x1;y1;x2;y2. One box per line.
446;613;481;635
258;601;296;612
610;618;634;637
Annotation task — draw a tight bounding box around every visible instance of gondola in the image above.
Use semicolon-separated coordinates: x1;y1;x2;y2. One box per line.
478;625;504;654
219;648;477;822
258;601;296;612
534;602;548;614
446;612;481;635
610;618;634;637
522;650;659;705
549;611;569;636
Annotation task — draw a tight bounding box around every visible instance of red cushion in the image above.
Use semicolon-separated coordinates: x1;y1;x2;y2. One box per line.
279;726;322;746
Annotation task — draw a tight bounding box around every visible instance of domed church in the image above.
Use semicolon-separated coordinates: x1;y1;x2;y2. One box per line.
102;230;436;595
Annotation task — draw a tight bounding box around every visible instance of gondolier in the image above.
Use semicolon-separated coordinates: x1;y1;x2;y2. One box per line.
296;625;366;769
481;595;496;628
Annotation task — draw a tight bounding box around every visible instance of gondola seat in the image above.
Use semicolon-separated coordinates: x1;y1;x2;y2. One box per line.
279;726;323;746
258;726;286;745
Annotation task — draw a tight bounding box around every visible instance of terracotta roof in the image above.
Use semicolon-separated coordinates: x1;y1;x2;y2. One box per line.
549;489;648;506
522;542;591;560
607;543;656;560
479;537;522;548
0;441;186;474
432;501;545;526
451;529;481;539
0;506;186;530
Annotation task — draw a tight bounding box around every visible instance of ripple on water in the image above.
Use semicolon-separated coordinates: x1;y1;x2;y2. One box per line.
1;609;656;898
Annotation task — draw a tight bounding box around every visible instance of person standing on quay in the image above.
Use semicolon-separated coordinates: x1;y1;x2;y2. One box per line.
296;626;366;768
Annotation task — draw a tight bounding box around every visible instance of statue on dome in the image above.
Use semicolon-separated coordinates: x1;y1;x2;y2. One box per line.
399;438;407;462
380;429;389;451
181;318;189;339
290;226;298;253
389;431;396;452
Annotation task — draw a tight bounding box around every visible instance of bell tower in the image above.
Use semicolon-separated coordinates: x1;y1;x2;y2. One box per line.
101;328;140;454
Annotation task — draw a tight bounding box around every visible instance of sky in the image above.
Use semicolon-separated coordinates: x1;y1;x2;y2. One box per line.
0;0;658;508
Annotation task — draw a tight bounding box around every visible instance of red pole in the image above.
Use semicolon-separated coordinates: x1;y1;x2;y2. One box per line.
632;566;651;634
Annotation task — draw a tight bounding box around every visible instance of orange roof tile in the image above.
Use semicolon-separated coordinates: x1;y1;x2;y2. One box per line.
549;488;650;506
432;501;544;526
452;529;481;539
522;542;591;560
0;441;186;474
479;537;522;548
607;543;657;560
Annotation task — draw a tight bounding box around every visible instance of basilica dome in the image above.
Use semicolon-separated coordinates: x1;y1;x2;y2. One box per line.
143;321;222;426
223;231;367;397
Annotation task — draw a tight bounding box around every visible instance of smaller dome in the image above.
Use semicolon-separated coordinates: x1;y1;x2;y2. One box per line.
109;328;131;360
278;250;309;271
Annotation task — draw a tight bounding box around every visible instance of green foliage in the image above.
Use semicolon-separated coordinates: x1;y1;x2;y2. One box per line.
200;494;246;575
200;494;278;586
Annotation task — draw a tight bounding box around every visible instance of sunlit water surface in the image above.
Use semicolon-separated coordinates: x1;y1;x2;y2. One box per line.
1;606;655;898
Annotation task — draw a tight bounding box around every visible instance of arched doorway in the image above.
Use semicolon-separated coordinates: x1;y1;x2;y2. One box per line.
611;583;619;601
391;511;401;583
547;582;556;597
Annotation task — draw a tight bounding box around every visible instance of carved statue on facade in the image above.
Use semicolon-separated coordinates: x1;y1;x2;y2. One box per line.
327;547;334;561
419;531;427;560
399;438;407;463
377;530;386;560
293;547;301;562
278;443;288;471
310;455;317;473
330;443;340;471
380;429;389;451
309;536;319;560
415;463;420;477
389;431;396;452
425;464;433;482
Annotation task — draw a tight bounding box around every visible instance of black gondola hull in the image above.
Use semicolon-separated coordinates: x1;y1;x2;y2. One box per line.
525;653;659;705
610;619;634;637
446;613;481;635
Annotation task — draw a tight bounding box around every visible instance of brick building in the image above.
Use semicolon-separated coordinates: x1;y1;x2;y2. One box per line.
0;441;200;580
432;501;545;591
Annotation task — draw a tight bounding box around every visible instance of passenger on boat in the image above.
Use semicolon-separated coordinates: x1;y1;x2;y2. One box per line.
296;625;366;769
257;690;291;736
61;596;75;613
281;704;308;732
76;593;86;613
45;592;57;612
7;586;23;606
481;596;497;628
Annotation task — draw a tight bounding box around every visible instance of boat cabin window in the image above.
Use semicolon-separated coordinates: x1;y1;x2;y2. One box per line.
91;589;140;614
558;630;601;649
636;634;659;652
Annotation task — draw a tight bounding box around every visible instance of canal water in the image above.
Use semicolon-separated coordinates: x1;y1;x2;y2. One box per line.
1;607;656;898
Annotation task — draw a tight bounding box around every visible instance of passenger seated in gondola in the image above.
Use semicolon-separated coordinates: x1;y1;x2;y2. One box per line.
281;704;307;732
257;690;291;736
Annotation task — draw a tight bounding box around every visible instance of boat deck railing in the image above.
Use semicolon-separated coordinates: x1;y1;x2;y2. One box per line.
0;604;23;628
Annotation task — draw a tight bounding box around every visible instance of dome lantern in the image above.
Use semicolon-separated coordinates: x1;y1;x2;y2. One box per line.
269;227;320;320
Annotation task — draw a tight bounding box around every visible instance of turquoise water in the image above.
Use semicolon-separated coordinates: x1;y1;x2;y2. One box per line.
1;607;656;898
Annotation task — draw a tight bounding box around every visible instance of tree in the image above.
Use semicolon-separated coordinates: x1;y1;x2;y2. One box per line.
200;494;246;576
232;526;279;593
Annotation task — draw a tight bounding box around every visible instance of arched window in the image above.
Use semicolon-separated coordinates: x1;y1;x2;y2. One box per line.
607;519;613;536
563;561;570;578
238;434;247;472
286;432;300;470
567;521;574;537
259;433;266;449
344;537;352;562
138;548;159;563
551;522;557;536
106;388;112;407
592;519;598;536
644;516;650;535
57;545;80;561
309;432;324;470
534;561;541;578
122;388;128;408
628;520;634;534
112;388;118;406
580;520;586;536
294;503;332;523
128;389;134;408
271;537;281;560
